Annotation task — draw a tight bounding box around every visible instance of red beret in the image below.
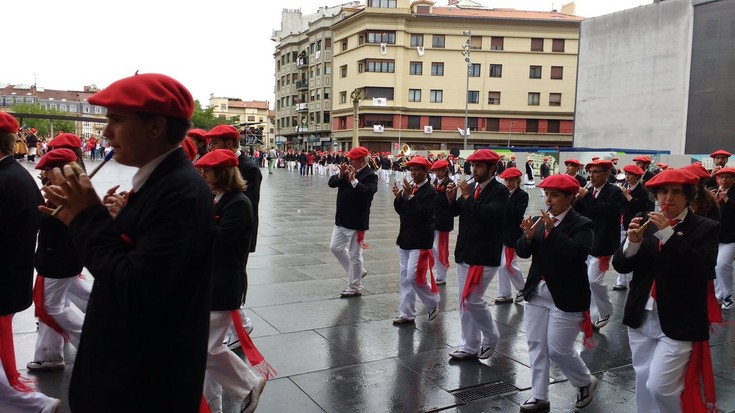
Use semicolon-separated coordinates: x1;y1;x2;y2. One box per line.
543;157;549;161
35;148;77;170
633;155;653;163
466;149;500;163
47;133;82;149
0;112;19;133
206;125;239;141
622;164;644;176
538;174;580;194
681;163;711;179
30;128;37;133
585;159;613;171
193;149;238;168
406;156;431;169
347;146;369;159
187;128;209;143
657;163;669;169
431;159;449;170
714;167;735;177
564;159;581;167
182;137;197;161
611;157;619;161
710;149;731;158
498;167;523;179
89;73;194;119
591;156;600;161
510;155;516;160
645;169;698;188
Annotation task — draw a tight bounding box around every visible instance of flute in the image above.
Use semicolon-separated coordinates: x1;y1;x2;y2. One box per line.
635;204;668;234
51;150;115;217
531;206;553;230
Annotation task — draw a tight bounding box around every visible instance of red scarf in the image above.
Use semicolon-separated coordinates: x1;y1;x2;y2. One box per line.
230;310;277;380
0;315;35;392
415;250;438;294
580;311;596;349
32;276;70;342
597;256;611;272
504;247;516;270
357;230;368;249
461;265;484;309
437;231;450;270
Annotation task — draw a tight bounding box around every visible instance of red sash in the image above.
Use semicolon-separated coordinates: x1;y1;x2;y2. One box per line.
504;247;515;270
437;231;450;270
0;315;35;392
356;230;368;249
415;250;438;294
230;310;277;380
461;265;484;309
597;256;611;272
32;276;70;342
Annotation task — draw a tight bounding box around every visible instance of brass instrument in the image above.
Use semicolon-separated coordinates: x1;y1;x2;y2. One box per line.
398;144;411;168
368;154;379;171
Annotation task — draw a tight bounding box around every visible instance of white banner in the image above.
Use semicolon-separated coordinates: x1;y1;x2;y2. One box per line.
372;97;387;106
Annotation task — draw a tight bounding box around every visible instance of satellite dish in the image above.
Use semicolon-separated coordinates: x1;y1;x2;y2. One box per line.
449;147;460;157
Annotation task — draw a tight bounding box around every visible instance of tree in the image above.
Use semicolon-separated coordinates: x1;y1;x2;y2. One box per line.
10;103;77;136
190;100;231;130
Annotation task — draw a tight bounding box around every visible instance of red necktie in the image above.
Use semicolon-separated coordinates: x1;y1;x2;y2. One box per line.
652;218;682;300
543;217;559;239
412;185;419;195
473;185;481;200
593;188;599;199
123;188;135;207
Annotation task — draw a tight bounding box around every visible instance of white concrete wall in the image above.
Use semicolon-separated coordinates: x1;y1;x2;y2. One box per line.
574;0;693;154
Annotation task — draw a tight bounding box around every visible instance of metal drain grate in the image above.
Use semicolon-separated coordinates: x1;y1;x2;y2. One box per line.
451;381;519;403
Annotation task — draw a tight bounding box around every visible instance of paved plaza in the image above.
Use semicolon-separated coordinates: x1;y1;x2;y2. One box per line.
13;158;735;413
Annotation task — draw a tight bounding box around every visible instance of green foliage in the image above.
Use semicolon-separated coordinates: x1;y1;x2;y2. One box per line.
190;100;232;130
10;103;76;136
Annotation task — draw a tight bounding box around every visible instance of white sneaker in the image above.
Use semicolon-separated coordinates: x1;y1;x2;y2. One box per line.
40;398;61;413
27;360;65;371
721;296;734;310
240;375;267;413
575;375;598;408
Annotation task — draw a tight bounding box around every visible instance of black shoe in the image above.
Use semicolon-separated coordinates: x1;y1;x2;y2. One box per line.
575;375;598;408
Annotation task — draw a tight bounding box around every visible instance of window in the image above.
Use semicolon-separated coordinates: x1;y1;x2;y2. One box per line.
407;115;421;129
552;38;565;52
489;64;502;78
247;115;256;122
323;111;331;123
366;31;396;44
358;35;364;45
70;104;77;112
548;119;560;133
432;35;445;48
340;91;347;104
430;90;443;103
316;40;322;51
83;105;90;113
408;89;421;102
469;63;481;77
94;106;102;114
364;87;394;100
491;36;504;50
467;90;479;104
410;34;424;47
368;0;397;7
431;62;444;76
59;104;67;112
549;93;562;106
531;38;544;51
470;35;482;49
220;103;227;110
428;116;442;130
363;114;393;128
487;118;500;132
325;38;332;49
362;59;395;73
468;117;478;131
341;65;347;77
551;66;563;80
340;117;347;129
527;119;539;133
409;61;423;75
528;92;540;106
325;66;331;75
341;41;347;51
488;91;501;105
529;66;542;79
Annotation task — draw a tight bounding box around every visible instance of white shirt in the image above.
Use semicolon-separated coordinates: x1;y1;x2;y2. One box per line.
131;146;180;191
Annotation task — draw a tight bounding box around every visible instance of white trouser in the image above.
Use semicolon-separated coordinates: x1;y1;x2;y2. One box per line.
456;263;499;353
497;246;525;297
525;282;591;400
68;275;91;312
33;278;84;362
715;242;735;300
330;225;364;292
617;227;631;286
628;307;692;413
523;176;535;189
432;231;449;282
587;256;614;320
226;305;252;340
204;311;262;413
0;356;56;413
398;248;439;319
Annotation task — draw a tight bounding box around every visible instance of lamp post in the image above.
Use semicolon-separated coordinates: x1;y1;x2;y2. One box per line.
461;30;471;150
507;121;515;147
350;88;364;149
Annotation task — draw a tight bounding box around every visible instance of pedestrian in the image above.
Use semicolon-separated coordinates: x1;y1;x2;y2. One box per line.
0;111;60;412
268;146;277;174
516;174;597;412
430;159;453;285
612;168;719;413
446;149;509;360
540;157;550;180
39;73;216;412
87;135;97;160
329;146;378;298
495;167;529;304
392;156;440;324
713;167;735;309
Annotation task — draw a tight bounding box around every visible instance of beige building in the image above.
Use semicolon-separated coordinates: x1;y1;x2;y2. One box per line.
209;95;273;147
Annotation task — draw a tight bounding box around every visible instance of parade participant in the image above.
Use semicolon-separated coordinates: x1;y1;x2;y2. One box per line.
516;174;597;412
329;146;378;298
496;155;507;176
26;127;38;162
714;167;735;309
682;162;721;220
47;132;87;172
446;149;508;360
608;157;619;184
431;160;453;285
495;167;529;304
87;134;98;161
13;131;27;160
380;152;392;183
306;150;315;175
633;155;657;182
524;158;536;189
508;155;517;168
187;128;209;161
298;150;307;175
39;73;216;412
539;157;550;180
573;159;625;329
708;149;731;190
193;150;267;413
27;149;86;372
613;164;655;291
564;159;587;187
392;156;440;324
612;169;719;413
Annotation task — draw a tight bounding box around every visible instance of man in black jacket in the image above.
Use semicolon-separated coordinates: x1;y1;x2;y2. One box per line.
392;157;440;324
633;155;657;183
564;159;587;188
329;146;378;298
430;160;453;285
539;157;551;180
713;167;735;309
446;149;509;360
40;73;216;413
495;167;529;304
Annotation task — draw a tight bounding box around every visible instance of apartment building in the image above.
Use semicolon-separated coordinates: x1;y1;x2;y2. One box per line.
209;95;273;147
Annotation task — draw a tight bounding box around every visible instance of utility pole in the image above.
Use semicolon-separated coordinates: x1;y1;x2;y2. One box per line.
350;88;364;149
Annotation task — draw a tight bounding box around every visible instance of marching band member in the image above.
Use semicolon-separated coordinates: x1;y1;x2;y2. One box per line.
392;156;440;324
713;167;735;310
186;128;209;161
539;157;551;180
329;146;378;298
524;158;536;189
708;149;731;190
682;162;721;220
633;155;657;183
495;167;529;304
564;159;587;188
446;149;508;360
431;159;453;285
516;174;597;412
613;169;719;413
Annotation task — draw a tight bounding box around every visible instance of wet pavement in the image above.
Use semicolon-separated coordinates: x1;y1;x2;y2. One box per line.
14;158;735;413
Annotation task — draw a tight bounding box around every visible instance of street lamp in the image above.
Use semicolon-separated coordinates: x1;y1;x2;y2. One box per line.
507;121;516;147
350;88;364;149
461;30;471;150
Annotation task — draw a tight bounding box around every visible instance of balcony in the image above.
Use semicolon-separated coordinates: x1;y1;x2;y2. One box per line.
296;56;308;68
296;103;308;112
296;80;308;91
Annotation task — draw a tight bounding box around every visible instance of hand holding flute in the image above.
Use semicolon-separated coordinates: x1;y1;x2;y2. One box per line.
634;204;669;234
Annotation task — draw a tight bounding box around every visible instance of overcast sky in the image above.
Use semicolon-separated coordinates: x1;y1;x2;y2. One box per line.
4;0;652;107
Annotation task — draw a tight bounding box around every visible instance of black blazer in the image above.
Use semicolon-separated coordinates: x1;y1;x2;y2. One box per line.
328;166;378;230
622;184;655;230
0;156;43;315
540;163;550;179
503;188;529;248
574;182;625;256
394;182;436;250
68;149;216;413
574;174;588;188
35;207;83;279
237;152;262;252
433;177;454;232
718;187;735;243
525;162;534;180
612;213;719;341
450;179;509;266
516;208;593;312
212;191;253;311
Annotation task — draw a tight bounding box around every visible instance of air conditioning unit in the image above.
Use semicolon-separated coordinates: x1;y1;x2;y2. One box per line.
424;125;433;134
